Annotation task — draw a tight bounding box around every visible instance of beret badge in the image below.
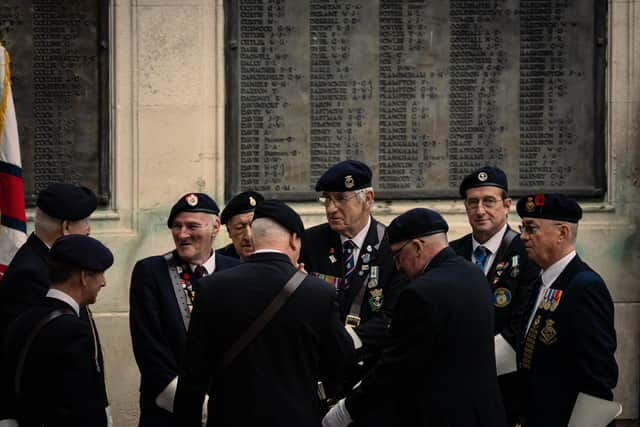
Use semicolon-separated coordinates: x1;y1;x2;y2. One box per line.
525;197;535;212
249;196;257;207
186;193;198;207
477;171;488;182
344;175;354;189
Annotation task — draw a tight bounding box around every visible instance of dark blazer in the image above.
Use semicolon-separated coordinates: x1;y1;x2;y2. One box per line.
4;297;108;427
517;255;618;427
449;227;539;346
174;252;355;427
216;243;240;259
129;250;240;426
0;233;107;422
346;247;507;427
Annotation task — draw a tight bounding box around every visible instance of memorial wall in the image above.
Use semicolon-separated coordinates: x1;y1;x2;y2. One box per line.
227;0;607;199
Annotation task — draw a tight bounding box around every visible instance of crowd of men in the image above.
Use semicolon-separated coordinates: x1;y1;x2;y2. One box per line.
0;160;619;427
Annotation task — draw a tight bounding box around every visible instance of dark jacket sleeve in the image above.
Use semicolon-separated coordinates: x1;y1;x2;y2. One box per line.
129;259;179;399
567;274;618;400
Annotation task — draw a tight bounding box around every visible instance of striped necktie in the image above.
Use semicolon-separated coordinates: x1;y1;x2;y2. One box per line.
342;240;356;288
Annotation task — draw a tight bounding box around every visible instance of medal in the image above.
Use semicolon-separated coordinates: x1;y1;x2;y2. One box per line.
367;266;379;288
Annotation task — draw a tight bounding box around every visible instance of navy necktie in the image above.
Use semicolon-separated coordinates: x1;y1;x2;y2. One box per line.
342;240;356;288
474;246;489;273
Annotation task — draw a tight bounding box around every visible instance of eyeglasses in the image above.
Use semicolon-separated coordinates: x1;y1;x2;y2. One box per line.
391;240;412;260
519;222;565;235
465;197;503;209
318;191;360;206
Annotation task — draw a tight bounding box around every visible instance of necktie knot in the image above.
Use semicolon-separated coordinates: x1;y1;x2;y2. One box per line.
193;265;207;279
474;246;489;272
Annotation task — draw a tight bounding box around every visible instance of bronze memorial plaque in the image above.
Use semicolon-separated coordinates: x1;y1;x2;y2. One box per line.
227;0;606;200
0;1;109;205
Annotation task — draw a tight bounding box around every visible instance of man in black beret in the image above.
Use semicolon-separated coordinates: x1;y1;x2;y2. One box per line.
0;182;100;424
449;166;539;425
300;160;406;390
323;208;506;427
129;192;240;426
516;193;618;427
175;200;354;426
4;234;114;427
216;191;264;260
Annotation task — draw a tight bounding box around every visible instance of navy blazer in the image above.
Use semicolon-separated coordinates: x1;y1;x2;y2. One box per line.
517;255;618;427
129;250;240;426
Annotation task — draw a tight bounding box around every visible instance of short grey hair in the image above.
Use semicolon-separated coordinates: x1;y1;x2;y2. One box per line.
355;187;373;203
34;207;62;235
251;217;291;246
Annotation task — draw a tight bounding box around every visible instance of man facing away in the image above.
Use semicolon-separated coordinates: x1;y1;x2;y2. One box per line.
4;234;114;427
129;192;240;426
450;166;539;424
323;208;506;427
174;200;355;427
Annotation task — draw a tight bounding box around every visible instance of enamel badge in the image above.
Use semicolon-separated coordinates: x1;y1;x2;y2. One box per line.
493;287;512;308
368;288;383;311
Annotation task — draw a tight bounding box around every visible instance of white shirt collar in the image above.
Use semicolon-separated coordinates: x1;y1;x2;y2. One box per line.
340;216;372;249
471;223;507;255
252;249;287;255
46;288;80;316
190;251;216;276
541;250;577;289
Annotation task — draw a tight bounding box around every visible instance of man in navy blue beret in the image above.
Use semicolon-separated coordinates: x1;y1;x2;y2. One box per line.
323;208;506;427
0;182;100;425
516;193;618;427
299;160;407;399
175;200;353;426
4;234;114;426
129;192;240;426
450;166;539;425
216;191;264;260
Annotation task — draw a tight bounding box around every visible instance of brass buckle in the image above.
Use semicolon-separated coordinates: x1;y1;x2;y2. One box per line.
345;315;361;328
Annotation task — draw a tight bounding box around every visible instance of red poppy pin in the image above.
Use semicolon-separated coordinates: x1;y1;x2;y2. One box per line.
534;194;545;206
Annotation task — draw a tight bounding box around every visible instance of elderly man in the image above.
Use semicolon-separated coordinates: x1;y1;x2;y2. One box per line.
450;166;539;424
323;208;506;427
4;234;113;427
0;183;100;425
216;190;264;259
175;200;354;427
129;192;240;426
516;193;618;427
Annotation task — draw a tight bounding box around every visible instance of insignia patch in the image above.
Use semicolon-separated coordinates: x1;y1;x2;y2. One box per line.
249;196;257;206
344;175;354;189
539;319;558;345
478;171;488;181
525;196;535;212
493;287;512;308
368;288;383;311
186;193;198;206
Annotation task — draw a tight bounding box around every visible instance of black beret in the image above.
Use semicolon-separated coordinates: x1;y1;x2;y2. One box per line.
459;166;508;197
516;193;583;223
387;208;449;245
167;193;220;228
36;183;97;220
220;191;264;225
252;199;304;237
315;160;372;192
50;235;114;271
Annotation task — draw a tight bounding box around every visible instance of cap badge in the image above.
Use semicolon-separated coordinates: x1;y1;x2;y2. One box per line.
344;175;354;189
477;171;488;182
525;197;535;212
186;193;199;207
249;196;257;207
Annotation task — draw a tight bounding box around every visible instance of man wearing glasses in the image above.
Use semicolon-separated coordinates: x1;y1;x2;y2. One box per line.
300;160;405;391
450;166;539;425
516;193;618;427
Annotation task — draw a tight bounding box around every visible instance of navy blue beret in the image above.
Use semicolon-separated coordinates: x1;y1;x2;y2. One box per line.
167;193;220;228
387;208;449;245
252;199;304;237
459;166;508;197
36;183;97;220
50;235;114;271
220;191;264;225
516;193;582;223
315;160;372;192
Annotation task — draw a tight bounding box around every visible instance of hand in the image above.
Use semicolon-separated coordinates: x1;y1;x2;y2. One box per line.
322;398;352;427
296;262;307;273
